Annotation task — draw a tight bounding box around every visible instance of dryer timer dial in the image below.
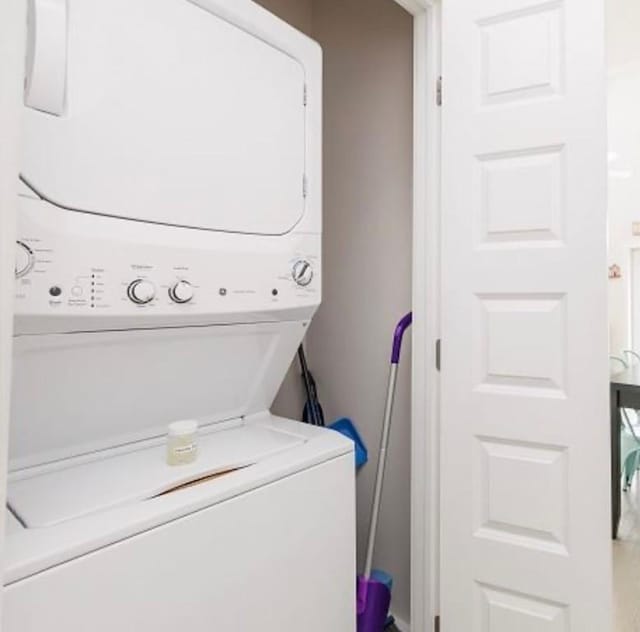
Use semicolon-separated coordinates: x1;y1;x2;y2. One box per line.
15;241;35;278
292;260;313;287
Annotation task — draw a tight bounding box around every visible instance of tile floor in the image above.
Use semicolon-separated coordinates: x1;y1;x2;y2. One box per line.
615;479;640;631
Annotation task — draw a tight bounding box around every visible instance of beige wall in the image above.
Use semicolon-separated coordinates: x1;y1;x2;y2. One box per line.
308;1;413;623
254;0;414;624
254;0;312;34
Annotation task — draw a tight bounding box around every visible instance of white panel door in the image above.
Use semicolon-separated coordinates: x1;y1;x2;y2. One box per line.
440;0;611;630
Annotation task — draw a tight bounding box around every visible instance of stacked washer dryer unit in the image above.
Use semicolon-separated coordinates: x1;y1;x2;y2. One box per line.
3;1;355;630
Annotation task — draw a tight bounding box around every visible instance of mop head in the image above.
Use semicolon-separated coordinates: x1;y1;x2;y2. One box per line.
357;575;391;632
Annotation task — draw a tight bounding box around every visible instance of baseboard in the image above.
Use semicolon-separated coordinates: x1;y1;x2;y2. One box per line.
391;614;410;632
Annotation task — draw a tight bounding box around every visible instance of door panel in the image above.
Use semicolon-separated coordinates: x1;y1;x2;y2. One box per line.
440;0;611;629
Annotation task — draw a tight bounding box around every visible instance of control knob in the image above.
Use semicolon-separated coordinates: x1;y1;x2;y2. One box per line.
127;279;156;304
169;280;194;304
15;241;34;278
292;260;313;287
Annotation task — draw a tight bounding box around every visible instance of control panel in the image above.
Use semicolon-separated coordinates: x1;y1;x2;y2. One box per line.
14;198;320;333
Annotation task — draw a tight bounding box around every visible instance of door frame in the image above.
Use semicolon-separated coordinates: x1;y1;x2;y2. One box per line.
627;247;640;352
391;0;442;630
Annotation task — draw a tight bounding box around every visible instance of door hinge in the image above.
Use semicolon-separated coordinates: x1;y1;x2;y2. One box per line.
303;175;308;199
436;76;443;106
303;83;308;107
434;615;441;632
435;339;441;371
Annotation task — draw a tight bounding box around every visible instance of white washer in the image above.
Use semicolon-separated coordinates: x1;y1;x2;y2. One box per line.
4;1;355;630
4;415;355;632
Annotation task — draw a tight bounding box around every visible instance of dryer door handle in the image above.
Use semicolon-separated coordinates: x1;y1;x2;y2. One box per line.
25;0;68;116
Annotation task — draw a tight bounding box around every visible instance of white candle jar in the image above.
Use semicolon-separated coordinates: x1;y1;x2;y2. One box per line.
166;420;199;466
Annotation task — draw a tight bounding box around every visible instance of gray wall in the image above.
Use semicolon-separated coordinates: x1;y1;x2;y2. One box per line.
254;0;312;33
254;0;414;624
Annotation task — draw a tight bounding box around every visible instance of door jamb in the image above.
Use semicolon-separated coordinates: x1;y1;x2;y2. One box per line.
391;0;442;630
626;247;640;352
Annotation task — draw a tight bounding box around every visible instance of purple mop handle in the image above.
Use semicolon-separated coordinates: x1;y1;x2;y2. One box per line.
391;312;413;364
362;311;414;582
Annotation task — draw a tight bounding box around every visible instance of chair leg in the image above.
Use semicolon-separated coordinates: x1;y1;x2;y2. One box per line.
632;452;640;487
624;453;636;491
623;449;640;491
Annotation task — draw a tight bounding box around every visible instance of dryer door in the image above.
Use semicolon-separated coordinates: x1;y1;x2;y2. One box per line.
21;0;308;235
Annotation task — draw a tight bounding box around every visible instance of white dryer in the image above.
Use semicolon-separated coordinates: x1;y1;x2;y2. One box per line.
3;1;355;630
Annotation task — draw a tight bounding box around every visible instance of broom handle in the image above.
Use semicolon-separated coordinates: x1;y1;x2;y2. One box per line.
364;313;412;580
298;345;320;426
363;363;398;579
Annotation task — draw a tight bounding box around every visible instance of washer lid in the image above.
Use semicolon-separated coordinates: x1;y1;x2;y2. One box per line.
10;322;308;470
8;421;305;528
22;0;307;235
